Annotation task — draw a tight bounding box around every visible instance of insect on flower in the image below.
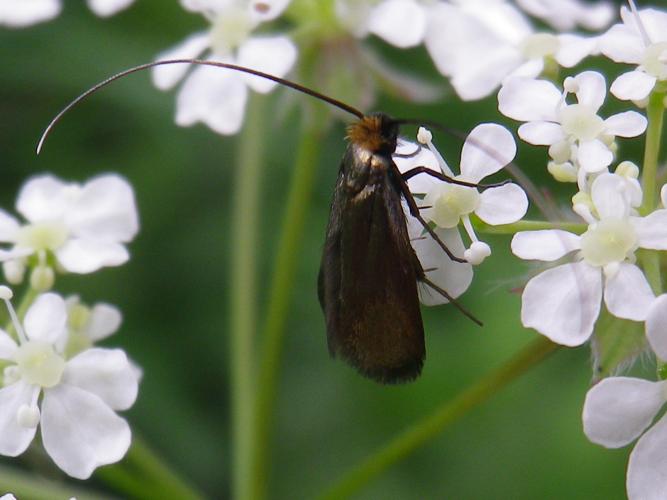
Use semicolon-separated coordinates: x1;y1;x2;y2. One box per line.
36;59;509;384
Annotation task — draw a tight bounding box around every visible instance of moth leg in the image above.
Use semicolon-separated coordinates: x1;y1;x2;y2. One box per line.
393;145;421;158
391;163;466;263
401;166;509;190
420;276;483;327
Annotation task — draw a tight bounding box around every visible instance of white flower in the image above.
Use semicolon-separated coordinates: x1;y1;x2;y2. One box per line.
583;376;667;500
511;173;667;346
0;174;138;280
398;123;527;270
515;0;615;32
424;1;599;101
151;0;297;135
0;0;134;27
499;71;647;175
600;5;667;101
62;296;122;357
335;0;427;49
0;291;139;479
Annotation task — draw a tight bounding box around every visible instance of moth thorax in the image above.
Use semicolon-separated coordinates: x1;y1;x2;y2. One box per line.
346;113;398;156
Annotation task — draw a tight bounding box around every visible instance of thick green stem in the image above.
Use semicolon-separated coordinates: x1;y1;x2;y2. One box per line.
0;465;111;500
230;96;266;500
317;337;558;500
474;219;586;235
640;90;665;296
250;103;327;500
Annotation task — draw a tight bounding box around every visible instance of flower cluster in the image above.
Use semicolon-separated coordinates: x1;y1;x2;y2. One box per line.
0;174;141;479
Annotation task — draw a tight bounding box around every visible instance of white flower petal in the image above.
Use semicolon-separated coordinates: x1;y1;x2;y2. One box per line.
66;174;139;243
237;36;298;93
628;413;667;500
175;61;248;135
451;49;523;101
604;111;647;138
555;34;599;68
628;7;667;44
87;303;122;341
573;71;607;112
86;0;134;17
521;261;601;346
599;24;644;64
577;139;613;173
646;295;667;361
583;377;666;448
408;226;472;305
498;78;561;122
591;173;630;219
634;210;667;250
180;0;228;12
610;71;657;101
604;263;655;321
151;32;210;91
477;184;528;225
0;329;17;360
460;123;516;182
16;175;70;223
518;121;565;146
41;385;131;480
24;293;67;344
0;381;39;456
249;0;291;23
368;0;426;48
63;348;138;411
512;230;581;261
0;210;19;242
56;239;129;274
0;0;61;27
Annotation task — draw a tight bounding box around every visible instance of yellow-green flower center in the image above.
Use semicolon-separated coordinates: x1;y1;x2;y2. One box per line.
521;33;560;59
580;217;637;267
15;340;65;388
209;6;254;54
559;104;606;141
642;42;667;80
428;183;480;228
16;222;68;252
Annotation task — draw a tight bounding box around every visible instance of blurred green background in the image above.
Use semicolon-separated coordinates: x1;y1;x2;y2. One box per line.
0;2;642;499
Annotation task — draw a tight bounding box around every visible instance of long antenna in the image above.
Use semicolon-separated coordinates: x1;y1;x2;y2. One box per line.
36;59;366;154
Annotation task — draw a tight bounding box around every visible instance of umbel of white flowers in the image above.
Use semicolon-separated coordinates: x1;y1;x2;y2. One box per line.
0;286;139;479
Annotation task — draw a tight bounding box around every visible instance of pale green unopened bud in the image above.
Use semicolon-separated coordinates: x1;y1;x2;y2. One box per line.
616;161;640;179
30;266;54;292
3;261;24;285
548;161;577;183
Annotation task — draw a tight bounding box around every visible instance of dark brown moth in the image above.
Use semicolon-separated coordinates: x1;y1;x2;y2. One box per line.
37;60;485;385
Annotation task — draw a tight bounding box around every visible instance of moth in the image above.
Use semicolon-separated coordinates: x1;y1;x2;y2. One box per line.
37;60;487;385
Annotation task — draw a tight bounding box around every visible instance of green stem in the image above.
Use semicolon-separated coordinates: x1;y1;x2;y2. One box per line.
317;337;558;500
473;219;586;235
0;464;112;500
122;436;204;500
230;96;266;500
640;90;665;296
250;103;328;500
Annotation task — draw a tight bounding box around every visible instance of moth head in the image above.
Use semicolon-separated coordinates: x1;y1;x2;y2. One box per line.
346;112;398;156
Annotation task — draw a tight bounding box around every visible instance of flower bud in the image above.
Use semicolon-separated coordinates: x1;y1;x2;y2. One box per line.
30;266;54;292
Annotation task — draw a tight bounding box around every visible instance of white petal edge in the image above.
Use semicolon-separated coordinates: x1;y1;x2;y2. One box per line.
604;111;647;138
521;261;601;346
604;262;655;321
56;239;129;274
634;209;667;250
0;210;20;242
367;0;426;48
476;183;528;225
591;173;630;219
87;303;123;341
151;32;210;91
237;36;298;93
573;71;607;112
0;381;39;456
577;139;613;173
518;121;564;146
0;329;17;360
41;385;131;480
86;0;134;17
511;230;580;261
0;0;61;27
498;78;561;122
24;293;67;344
610;71;657;101
628;411;667;500
646;295;667;361
63;348;138;410
16;175;70;223
460;123;516;182
583;377;666;448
